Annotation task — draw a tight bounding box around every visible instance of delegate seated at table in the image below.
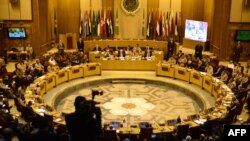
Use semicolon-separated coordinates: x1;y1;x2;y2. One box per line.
26;43;33;58
103;48;113;59
17;44;24;52
144;46;152;59
117;48;126;58
93;44;102;52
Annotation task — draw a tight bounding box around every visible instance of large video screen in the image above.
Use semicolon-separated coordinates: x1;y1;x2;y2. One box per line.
7;27;27;39
235;30;250;41
184;19;208;42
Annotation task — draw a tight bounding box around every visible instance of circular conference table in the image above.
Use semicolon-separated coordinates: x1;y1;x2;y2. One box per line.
23;62;233;136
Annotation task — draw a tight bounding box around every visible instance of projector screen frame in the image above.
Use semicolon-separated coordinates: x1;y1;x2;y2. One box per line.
184;19;208;42
7;27;27;39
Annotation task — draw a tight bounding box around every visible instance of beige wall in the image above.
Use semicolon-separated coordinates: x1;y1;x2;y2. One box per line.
0;0;32;20
211;0;250;60
204;0;214;41
230;0;250;22
114;0;147;39
80;0;91;12
57;0;80;35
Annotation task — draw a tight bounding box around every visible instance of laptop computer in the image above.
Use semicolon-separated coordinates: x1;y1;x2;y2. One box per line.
190;114;200;120
111;122;120;128
139;122;150;128
166;119;176;126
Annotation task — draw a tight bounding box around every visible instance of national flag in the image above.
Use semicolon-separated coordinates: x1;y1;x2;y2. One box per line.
115;8;119;35
54;8;58;37
106;10;110;37
166;12;169;39
92;10;96;36
159;11;162;36
83;11;89;37
109;10;113;36
89;9;92;35
155;10;160;37
106;10;113;37
103;9;107;37
171;11;175;38
174;12;178;37
146;10;151;37
142;8;145;36
178;11;182;42
149;11;154;38
79;9;83;36
162;12;166;38
97;10;101;36
100;9;105;37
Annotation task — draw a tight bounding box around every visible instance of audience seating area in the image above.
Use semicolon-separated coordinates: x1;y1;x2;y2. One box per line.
0;49;250;141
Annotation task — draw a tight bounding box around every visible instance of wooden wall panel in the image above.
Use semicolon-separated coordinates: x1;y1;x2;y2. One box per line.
0;0;10;19
92;0;102;10
103;0;114;10
147;0;159;11
242;5;250;22
159;0;171;12
171;0;181;12
9;1;21;20
211;0;250;61
114;0;147;39
204;0;214;41
20;0;32;20
58;0;80;35
38;0;48;47
80;0;90;12
0;0;32;20
230;0;242;22
230;0;250;22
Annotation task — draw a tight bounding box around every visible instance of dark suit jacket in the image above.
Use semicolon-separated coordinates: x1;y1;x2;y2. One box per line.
27;130;60;141
77;40;84;51
117;50;126;57
65;112;98;141
144;49;153;58
93;47;102;51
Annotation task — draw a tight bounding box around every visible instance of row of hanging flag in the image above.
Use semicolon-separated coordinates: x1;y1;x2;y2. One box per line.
146;11;182;41
79;9;114;38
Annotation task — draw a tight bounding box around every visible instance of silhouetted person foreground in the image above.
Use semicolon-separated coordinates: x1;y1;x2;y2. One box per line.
65;96;102;141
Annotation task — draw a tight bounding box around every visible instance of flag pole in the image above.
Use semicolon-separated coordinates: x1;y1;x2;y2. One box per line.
90;0;92;40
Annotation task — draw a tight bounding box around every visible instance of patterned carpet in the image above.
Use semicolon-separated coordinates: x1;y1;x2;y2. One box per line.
55;83;201;125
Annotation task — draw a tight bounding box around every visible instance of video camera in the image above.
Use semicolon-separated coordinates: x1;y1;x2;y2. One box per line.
91;89;103;100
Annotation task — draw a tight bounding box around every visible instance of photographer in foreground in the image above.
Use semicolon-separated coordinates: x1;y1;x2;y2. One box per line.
65;96;102;141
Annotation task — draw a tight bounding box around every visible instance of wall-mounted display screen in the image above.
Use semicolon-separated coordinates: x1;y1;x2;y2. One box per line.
7;27;26;39
235;30;250;41
184;19;208;42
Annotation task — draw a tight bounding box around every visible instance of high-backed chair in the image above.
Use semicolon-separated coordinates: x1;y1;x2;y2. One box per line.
138;127;153;141
103;129;119;141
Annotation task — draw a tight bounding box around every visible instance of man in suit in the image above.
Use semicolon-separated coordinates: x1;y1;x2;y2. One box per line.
167;38;176;60
144;46;152;58
57;40;65;54
65;96;102;141
195;42;203;59
117;48;126;58
233;41;243;63
77;37;84;52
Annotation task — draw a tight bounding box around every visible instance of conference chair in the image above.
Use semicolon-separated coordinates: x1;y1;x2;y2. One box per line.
103;129;120;141
138;127;153;141
175;124;190;141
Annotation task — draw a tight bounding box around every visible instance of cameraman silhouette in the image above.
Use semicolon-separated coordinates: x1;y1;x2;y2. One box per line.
65;96;102;141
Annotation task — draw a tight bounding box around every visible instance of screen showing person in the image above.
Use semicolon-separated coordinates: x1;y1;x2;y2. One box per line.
184;19;208;42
